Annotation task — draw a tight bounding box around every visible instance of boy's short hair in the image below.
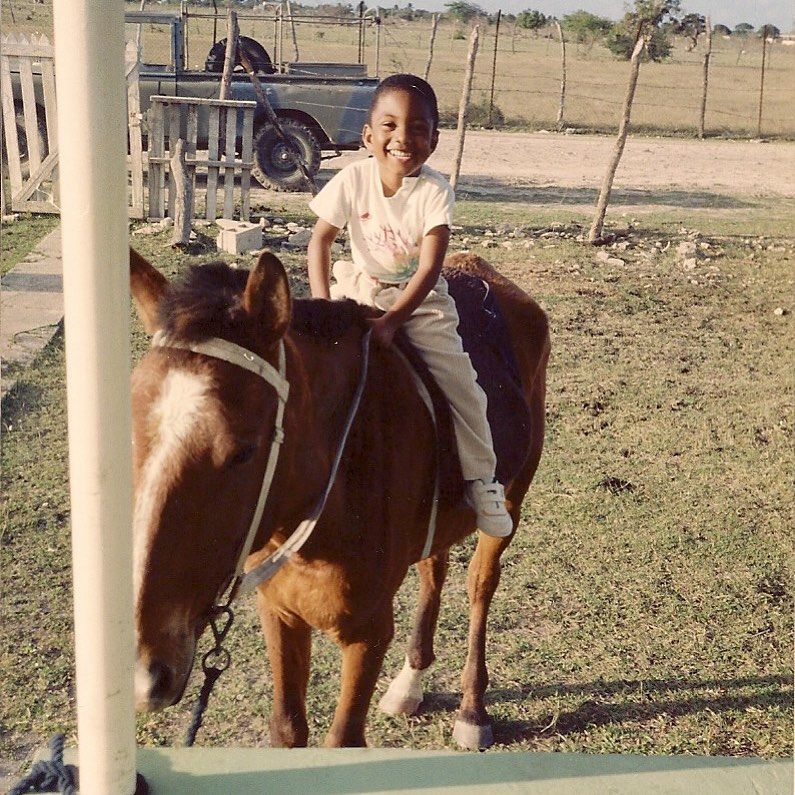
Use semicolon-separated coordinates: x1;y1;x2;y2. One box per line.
369;73;439;130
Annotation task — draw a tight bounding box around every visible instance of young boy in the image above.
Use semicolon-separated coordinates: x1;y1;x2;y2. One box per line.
307;73;512;538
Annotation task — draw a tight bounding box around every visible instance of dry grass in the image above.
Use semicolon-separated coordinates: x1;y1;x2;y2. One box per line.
2;1;793;137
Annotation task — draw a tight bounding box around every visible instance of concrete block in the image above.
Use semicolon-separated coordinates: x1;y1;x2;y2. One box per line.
216;221;263;254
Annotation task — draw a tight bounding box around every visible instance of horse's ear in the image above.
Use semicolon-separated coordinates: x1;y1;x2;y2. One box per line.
243;251;292;346
130;248;167;335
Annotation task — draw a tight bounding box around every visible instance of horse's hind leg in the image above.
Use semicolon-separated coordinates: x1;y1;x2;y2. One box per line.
379;552;450;716
453;532;513;749
258;598;311;747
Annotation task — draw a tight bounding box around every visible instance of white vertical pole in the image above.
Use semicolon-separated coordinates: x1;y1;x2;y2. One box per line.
51;2;136;794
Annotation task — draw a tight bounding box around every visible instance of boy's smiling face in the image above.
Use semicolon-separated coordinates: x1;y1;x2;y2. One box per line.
362;89;439;195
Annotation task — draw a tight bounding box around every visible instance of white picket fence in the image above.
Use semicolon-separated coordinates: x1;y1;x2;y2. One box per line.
1;34;256;221
1;35;145;217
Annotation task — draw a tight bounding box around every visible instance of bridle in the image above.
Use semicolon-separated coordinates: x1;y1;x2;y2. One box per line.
150;329;372;605
148;327;371;745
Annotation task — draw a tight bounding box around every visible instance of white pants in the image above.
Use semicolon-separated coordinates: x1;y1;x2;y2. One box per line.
330;261;497;481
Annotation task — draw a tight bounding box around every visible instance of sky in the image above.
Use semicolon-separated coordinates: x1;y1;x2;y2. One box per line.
343;1;795;32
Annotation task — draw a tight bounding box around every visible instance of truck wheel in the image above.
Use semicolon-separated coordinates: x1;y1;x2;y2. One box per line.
205;36;274;75
251;120;321;192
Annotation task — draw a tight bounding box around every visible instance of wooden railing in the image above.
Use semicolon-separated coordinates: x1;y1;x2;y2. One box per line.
146;96;256;222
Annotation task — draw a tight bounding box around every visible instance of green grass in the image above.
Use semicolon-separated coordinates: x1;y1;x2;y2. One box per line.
0;214;58;276
1;202;792;775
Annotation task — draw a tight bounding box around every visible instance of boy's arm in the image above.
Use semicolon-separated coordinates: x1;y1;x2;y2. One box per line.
307;218;342;299
368;224;450;347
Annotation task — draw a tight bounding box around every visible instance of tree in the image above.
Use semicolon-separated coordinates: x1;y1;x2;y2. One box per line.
607;23;672;59
444;1;483;24
758;24;781;38
561;10;613;45
605;0;680;61
712;23;731;36
516;9;546;35
733;22;754;36
675;12;706;50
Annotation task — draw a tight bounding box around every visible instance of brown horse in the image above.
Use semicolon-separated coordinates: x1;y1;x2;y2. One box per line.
131;247;549;749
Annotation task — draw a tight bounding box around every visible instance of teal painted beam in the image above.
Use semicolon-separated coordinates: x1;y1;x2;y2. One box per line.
53;747;793;794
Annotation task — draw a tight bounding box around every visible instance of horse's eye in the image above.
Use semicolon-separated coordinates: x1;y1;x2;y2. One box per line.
226;443;257;468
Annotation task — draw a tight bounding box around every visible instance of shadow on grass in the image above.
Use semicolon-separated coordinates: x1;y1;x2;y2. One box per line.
415;675;792;742
449;181;756;209
1;324;63;429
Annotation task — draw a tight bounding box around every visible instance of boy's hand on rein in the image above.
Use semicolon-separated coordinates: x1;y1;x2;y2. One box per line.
367;314;400;347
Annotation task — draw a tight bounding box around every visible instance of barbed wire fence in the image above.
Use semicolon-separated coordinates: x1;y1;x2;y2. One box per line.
106;9;795;141
375;16;794;139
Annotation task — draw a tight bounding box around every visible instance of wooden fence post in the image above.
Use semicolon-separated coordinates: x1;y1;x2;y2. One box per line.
487;10;501;128
450;25;479;192
757;26;768;138
423;14;439;81
698;16;712;139
170;138;193;246
588;27;646;243
555;19;566;131
219;9;238;101
126;41;145;218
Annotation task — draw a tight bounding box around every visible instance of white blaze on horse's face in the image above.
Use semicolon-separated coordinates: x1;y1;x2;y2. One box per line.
133;367;212;601
133;365;213;711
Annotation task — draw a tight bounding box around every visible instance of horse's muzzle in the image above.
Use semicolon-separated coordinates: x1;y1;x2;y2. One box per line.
135;656;184;712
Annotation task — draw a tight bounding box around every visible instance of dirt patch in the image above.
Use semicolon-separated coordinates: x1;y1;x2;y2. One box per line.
319;131;795;204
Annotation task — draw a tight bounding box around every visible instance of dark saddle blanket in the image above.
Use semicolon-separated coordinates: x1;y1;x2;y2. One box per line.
395;269;533;503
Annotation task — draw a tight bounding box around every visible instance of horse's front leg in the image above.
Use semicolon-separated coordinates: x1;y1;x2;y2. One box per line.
257;595;312;747
454;532;512;750
379;552;449;716
325;609;394;747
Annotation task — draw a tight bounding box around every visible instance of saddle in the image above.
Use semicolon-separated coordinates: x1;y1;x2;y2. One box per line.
394;268;533;505
291;272;533;505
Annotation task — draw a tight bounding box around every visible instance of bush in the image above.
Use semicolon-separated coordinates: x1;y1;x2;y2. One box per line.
516;9;547;34
561;10;613;44
439;98;505;128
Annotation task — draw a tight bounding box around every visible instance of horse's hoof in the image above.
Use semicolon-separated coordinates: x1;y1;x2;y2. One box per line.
452;719;494;750
378;688;423;716
378;658;425;716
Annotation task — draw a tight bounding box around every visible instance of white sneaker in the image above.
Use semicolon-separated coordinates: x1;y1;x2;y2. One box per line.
465;479;513;537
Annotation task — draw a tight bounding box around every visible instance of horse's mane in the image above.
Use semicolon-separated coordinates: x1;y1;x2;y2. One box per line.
159;262;251;343
158;261;371;344
291;297;371;340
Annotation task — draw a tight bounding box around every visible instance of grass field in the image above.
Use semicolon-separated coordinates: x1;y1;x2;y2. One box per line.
2;1;793;138
1;193;792;774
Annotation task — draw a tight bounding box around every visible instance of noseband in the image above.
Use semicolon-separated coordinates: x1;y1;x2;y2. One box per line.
150;329;371;605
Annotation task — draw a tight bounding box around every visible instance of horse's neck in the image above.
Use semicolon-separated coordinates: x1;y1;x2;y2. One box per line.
292;330;364;429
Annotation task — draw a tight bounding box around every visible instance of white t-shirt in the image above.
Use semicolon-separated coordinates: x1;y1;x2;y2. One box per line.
309;158;455;283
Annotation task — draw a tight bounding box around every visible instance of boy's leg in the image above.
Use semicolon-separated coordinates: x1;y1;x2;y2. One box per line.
376;281;512;537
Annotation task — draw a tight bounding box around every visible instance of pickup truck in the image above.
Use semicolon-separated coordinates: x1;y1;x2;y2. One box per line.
9;10;379;191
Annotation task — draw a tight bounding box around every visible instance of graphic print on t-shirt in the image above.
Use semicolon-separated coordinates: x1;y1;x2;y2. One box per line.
361;222;420;283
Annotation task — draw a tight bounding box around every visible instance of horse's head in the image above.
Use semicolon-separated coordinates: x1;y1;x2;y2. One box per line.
129;249;291;712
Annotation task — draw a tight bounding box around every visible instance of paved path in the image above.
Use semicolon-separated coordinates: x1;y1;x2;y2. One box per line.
1;227;63;400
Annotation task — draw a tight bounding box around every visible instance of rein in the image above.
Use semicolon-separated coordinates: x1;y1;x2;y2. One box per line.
150;328;372;744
